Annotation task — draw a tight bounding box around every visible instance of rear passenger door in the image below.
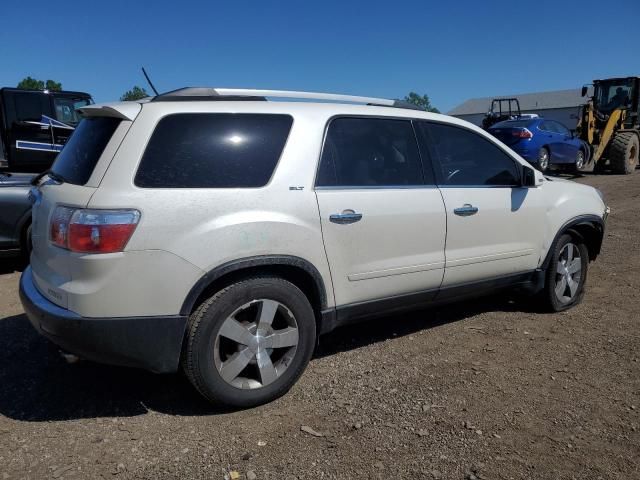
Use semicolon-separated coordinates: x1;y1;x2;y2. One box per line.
416;121;545;288
315;117;447;309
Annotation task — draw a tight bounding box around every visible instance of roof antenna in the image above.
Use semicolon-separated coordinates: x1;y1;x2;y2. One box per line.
141;67;159;96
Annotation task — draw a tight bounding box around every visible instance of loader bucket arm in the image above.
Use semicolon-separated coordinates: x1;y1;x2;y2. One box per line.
592;109;623;163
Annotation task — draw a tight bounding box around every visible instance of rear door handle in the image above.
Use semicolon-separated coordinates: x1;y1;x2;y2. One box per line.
454;204;479;216
330;210;363;224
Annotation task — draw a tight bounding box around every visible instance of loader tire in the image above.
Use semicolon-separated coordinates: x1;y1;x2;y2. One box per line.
609;132;639;174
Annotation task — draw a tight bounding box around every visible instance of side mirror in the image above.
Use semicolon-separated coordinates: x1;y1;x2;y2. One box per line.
522;165;543;187
581;86;588;97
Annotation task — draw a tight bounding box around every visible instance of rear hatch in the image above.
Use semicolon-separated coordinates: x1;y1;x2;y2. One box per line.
30;105;139;308
488;119;534;147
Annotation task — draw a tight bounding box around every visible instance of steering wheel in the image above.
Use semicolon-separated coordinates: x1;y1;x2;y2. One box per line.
446;169;461;183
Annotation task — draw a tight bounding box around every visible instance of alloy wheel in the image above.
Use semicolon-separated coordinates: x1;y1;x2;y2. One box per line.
538;149;549;171
554;243;582;304
576;150;585;170
213;299;299;389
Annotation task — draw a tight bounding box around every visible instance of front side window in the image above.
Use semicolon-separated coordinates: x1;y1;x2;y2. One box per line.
420;122;520;187
316;117;426;187
135;114;293;188
552;122;570;136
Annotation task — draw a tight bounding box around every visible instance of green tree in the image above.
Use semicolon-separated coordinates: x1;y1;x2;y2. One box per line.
17;76;62;91
403;92;440;113
120;86;149;101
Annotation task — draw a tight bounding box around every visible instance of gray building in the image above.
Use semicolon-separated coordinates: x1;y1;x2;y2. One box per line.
448;88;589;129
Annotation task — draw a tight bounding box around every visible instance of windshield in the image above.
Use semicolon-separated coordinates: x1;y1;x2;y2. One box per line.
53;96;92;126
595;79;633;112
51;117;121;185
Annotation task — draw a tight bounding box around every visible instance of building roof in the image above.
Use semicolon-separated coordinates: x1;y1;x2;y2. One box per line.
448;88;589;116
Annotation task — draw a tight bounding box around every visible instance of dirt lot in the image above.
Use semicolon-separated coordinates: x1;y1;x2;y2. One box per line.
0;173;638;480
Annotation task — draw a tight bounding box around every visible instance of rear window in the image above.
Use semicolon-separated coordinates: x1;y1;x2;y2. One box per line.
51;117;121;185
135;114;293;188
490;120;534;129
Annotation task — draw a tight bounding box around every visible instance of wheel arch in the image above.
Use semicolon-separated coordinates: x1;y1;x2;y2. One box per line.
541;215;605;269
180;255;329;324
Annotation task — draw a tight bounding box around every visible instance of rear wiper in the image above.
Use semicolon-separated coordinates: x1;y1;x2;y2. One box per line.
31;169;66;186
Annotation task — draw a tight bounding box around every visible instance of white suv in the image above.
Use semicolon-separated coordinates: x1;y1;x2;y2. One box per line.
20;88;608;407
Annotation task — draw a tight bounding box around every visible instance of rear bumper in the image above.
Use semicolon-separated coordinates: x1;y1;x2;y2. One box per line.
19;266;187;373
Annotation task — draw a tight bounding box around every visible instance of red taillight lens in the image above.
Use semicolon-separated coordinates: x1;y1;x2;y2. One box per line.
50;207;140;253
512;128;533;139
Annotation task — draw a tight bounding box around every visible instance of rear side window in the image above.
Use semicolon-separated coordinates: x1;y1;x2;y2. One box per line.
51;117;122;185
419;122;520;187
135;114;293;188
316;117;427;187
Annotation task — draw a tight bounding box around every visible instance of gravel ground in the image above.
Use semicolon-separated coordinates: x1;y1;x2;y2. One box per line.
0;172;638;480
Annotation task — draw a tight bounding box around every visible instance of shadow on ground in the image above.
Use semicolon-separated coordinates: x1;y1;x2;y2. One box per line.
0;295;530;422
0;258;27;275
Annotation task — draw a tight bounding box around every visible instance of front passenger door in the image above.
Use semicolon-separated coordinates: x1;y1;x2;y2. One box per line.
416;121;546;288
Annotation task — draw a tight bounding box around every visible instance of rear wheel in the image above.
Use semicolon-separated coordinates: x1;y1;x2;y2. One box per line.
183;277;316;408
609;132;639;174
541;234;589;312
537;147;550;172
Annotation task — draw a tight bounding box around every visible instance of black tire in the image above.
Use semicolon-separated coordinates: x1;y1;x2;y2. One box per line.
540;233;589;312
183;277;316;408
536;147;550;172
609;132;639;174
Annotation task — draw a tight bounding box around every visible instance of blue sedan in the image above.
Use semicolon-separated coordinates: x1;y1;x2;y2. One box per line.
488;118;589;173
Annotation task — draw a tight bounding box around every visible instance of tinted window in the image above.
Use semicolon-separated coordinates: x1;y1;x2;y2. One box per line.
135;114;292;188
51;117;121;185
421;122;520;186
540;121;559;133
13;93;45;122
316;117;426;187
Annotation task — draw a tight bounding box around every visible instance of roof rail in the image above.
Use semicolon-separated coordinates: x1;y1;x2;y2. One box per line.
151;87;423;109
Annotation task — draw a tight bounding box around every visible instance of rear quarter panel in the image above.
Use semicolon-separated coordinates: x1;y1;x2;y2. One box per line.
87;102;336;314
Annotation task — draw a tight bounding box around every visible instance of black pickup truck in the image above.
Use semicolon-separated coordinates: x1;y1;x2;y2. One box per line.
0;87;92;171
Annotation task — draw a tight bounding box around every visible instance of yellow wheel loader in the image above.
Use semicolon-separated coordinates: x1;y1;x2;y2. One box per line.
577;77;640;174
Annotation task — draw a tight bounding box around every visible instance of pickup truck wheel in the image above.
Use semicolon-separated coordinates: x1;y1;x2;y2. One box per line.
542;234;589;312
183;277;316;408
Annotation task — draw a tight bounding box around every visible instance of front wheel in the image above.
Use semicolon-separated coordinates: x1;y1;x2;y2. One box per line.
541;234;589;312
183;277;316;408
573;149;586;173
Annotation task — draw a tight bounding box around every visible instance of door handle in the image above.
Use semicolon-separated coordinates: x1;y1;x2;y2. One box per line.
330;210;363;224
453;204;479;216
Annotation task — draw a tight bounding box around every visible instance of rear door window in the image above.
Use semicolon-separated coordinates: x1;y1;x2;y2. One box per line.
135;114;293;188
51;117;122;185
316;117;428;187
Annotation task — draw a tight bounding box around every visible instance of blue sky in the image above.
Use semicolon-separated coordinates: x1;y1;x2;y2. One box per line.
1;0;638;112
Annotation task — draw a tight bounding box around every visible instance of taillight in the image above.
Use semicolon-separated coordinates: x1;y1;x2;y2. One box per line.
512;128;533;139
50;207;140;253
